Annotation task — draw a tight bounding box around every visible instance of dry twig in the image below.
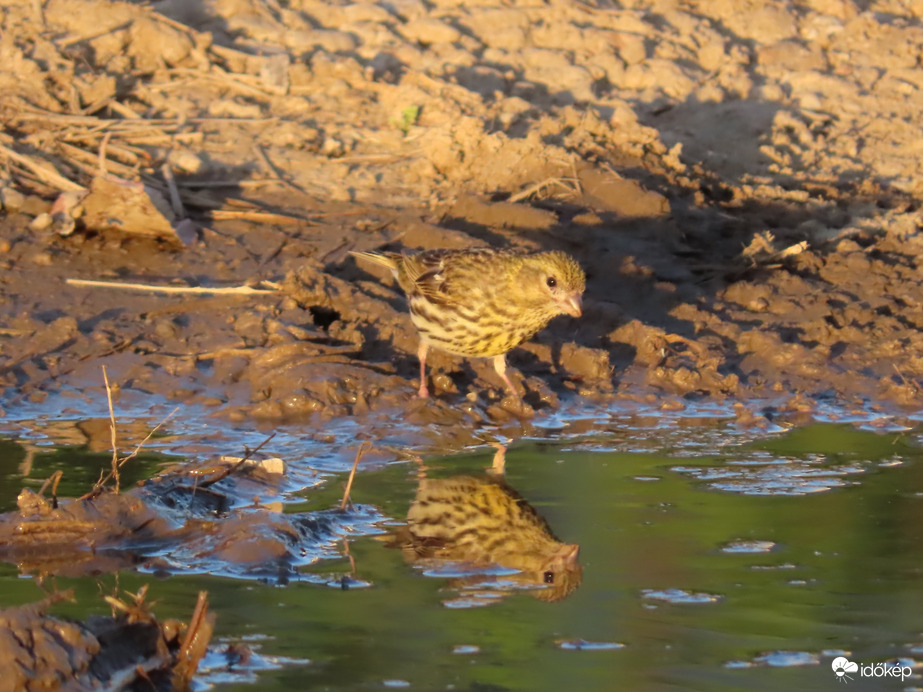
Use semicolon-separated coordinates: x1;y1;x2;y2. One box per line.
0;141;85;192
66;278;280;294
160;163;185;217
102;366;120;493
193;433;277;489
81;370;180;499
340;441;372;509
173;590;215;684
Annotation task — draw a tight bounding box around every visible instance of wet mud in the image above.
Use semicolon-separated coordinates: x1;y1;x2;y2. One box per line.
0;589;213;692
0;452;381;583
2;0;923;684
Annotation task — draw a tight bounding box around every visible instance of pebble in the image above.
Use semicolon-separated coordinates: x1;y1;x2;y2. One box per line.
0;186;25;212
29;213;53;232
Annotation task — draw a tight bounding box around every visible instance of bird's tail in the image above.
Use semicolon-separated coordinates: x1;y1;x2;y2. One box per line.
349;250;399;271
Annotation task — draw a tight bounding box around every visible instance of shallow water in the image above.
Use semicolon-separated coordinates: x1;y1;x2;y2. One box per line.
1;422;922;691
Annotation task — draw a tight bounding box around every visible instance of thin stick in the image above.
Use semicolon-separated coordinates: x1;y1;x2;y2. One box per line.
508;178;558;203
194;433;277;490
118;407;179;469
102;366;120;493
174;178;281;188
209;209;311;225
98;132;111;175
65;278;279;295
160;163;185;217
341;537;357;575
38;470;64;509
0;142;85;192
80;403;180;501
174;590;214;682
340;441;371;510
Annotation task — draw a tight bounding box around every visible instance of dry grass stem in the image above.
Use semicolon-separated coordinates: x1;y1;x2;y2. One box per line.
102;365;120;493
209;209;312;224
175;178;280;188
194;433;277;489
97;133;111;175
38;469;64;508
81;372;180;499
340;441;372;509
118;407;180;470
0;141;85;192
341;538;358;574
508;177;578;203
173;590;215;683
66;278;280;295
161;163;185;217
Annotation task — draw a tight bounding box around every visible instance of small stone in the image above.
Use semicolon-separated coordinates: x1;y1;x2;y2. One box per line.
29;213;53;231
167;150;203;174
0;187;25;211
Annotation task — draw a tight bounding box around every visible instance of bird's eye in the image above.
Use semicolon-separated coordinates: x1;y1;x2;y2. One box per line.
546;276;557;288
543;570;554;584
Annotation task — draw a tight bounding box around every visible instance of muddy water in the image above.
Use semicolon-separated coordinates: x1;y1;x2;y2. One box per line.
1;422;921;691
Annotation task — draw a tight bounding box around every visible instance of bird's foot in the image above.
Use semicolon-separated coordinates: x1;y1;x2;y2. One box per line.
417;383;430;398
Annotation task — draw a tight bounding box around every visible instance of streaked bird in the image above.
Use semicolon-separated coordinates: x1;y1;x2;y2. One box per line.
350;247;585;398
389;472;582;602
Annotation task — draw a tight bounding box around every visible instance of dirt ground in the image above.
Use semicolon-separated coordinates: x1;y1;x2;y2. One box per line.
1;0;923;435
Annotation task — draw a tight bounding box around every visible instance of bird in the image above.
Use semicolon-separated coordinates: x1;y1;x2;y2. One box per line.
389;472;582;602
350;247;585;398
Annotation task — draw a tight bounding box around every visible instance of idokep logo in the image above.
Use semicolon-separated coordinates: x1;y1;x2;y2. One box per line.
831;657;858;683
831;656;912;684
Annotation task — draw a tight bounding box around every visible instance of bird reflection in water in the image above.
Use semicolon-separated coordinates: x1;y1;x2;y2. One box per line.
388;445;581;604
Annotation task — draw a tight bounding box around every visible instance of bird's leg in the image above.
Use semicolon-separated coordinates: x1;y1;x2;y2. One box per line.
488;442;507;475
417;341;430;398
492;354;520;399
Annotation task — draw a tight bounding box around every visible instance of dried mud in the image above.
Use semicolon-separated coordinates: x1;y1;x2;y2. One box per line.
2;0;922;437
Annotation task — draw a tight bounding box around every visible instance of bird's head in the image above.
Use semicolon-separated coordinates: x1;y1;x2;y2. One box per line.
519;250;585;318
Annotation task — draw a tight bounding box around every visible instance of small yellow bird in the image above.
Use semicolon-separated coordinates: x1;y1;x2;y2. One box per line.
350;247;585;398
391;473;583;602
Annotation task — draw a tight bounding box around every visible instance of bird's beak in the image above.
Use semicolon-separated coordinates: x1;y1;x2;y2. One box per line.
554;543;580;569
558;293;582;318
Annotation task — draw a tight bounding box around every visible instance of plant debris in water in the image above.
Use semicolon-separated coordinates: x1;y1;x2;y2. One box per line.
0;588;213;692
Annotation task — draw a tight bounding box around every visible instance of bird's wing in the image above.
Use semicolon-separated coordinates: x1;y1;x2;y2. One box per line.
350;251;401;273
401;250;458;304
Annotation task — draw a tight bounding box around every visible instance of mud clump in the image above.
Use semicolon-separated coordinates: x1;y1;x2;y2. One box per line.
0;589;213;692
0;453;383;583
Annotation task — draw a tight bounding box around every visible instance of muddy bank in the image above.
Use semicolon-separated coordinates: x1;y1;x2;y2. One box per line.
0;589;212;692
0;0;922;439
0;451;381;582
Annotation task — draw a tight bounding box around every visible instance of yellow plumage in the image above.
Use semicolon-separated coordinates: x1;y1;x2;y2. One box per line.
351;247;586;398
392;474;582;602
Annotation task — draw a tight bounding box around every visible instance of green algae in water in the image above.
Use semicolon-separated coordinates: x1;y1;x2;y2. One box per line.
0;437;169;512
0;424;921;691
